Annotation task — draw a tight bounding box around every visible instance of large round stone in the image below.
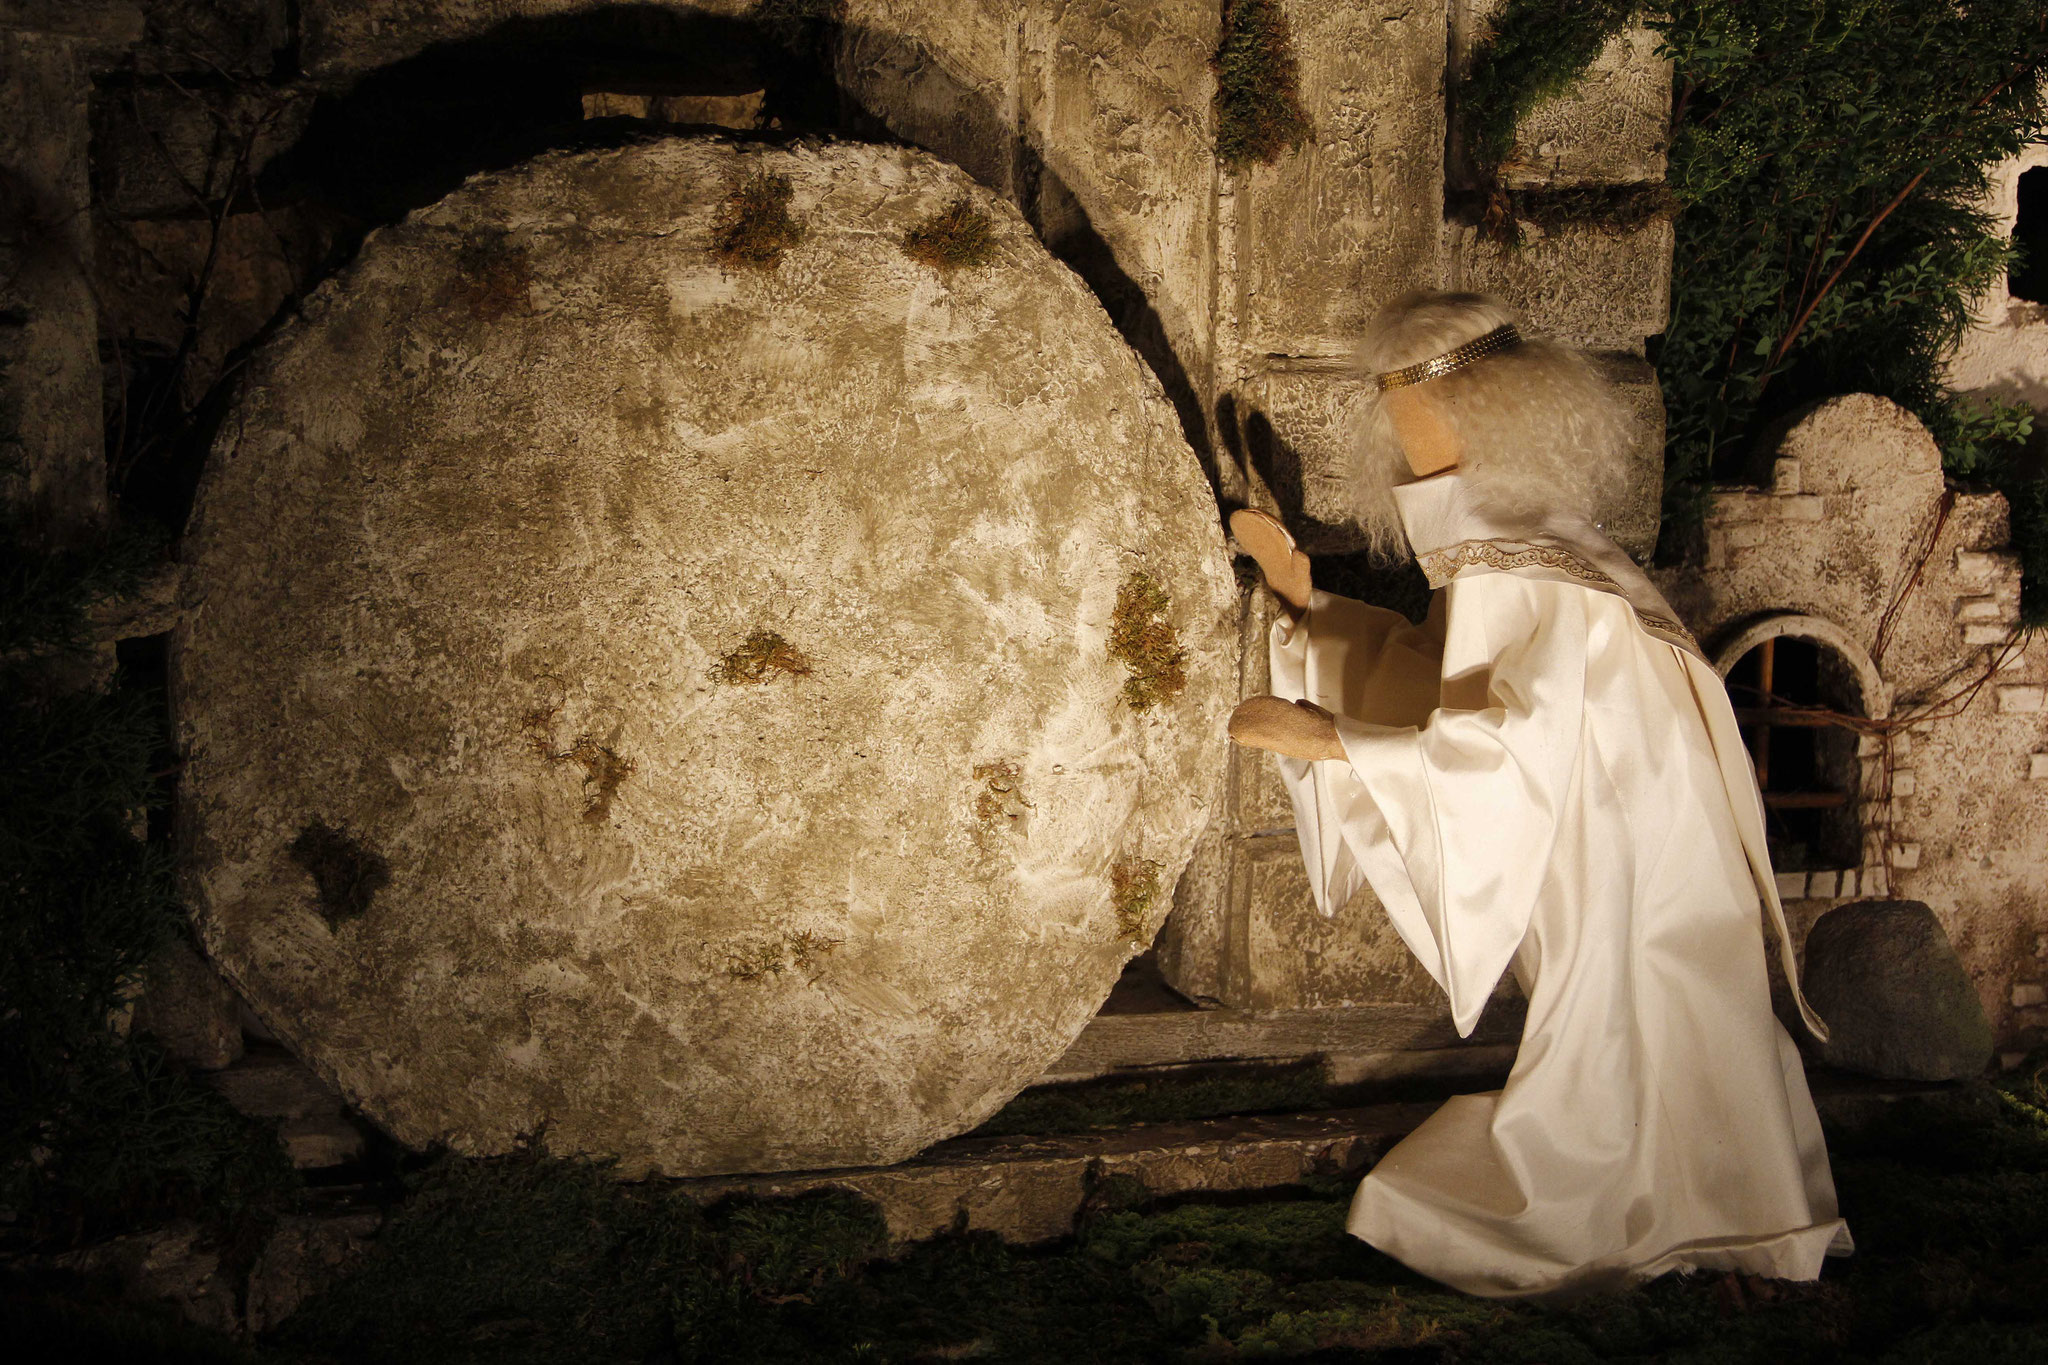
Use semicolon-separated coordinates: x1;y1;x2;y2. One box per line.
1803;900;1994;1082
173;137;1233;1176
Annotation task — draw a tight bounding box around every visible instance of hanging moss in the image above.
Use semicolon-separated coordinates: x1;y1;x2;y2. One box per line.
1107;571;1187;712
901;198;996;273
1211;0;1313;169
711;172;805;271
1109;856;1162;942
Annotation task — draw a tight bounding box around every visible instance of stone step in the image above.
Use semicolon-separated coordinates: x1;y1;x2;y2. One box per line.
679;1102;1439;1248
679;1072;1972;1250
1040;1001;1523;1085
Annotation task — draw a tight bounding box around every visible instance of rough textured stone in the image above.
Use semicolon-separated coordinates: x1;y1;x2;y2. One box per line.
1239;838;1445;1011
1947;144;2048;412
131;0;289;76
52;1221;239;1334
132;937;244;1071
1450;2;1671;189
0;29;105;537
174;137;1234;1178
90;84;313;219
299;0;756;84
1239;0;1446;356
1446;216;1673;353
244;1212;384;1334
1802;900;1995;1081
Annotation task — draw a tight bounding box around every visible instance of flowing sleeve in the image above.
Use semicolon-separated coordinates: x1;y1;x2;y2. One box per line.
1328;577;1589;1037
1266;587;1445;927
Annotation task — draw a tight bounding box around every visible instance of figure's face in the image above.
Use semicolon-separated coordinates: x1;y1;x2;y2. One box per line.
1383;385;1462;478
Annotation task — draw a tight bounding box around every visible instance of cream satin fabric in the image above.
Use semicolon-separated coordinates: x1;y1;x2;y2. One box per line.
1267;471;1852;1299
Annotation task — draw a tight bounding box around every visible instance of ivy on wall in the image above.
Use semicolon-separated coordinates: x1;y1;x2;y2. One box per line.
1463;1;2048;616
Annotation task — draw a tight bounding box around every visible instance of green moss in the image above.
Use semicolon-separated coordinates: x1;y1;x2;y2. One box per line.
1107;571;1186;712
710;172;805;271
1108;856;1162;943
1211;0;1313;169
715;629;812;685
901;198;997;273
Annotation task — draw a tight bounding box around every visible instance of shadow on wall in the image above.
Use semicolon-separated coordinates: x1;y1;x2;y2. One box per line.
207;3;1224;523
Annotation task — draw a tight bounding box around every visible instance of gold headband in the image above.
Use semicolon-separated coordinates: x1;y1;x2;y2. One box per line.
1374;324;1522;391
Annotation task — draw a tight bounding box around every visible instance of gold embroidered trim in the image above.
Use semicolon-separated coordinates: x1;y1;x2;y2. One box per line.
1418;539;1700;651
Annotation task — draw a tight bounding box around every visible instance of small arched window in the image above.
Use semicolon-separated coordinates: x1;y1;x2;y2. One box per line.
2010;166;2048;304
1724;634;1866;871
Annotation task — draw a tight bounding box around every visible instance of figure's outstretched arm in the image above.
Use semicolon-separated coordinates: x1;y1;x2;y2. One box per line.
1228;695;1345;760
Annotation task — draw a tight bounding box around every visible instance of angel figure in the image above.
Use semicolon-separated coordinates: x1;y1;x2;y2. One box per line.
1226;290;1853;1299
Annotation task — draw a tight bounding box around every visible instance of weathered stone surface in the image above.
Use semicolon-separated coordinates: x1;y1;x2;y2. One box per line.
299;0;756;84
132;937;244;1070
245;1212;384;1334
90;84;312;219
1240;838;1444;1011
53;1221;239;1334
1447;216;1673;353
131;0;289;75
0;29;104;537
1451;3;1671;189
685;1103;1438;1246
174;137;1234;1178
837;2;1019;197
1239;0;1446;356
1803;900;1995;1081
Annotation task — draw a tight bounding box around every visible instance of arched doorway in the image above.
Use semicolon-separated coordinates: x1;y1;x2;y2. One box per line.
1715;615;1890;874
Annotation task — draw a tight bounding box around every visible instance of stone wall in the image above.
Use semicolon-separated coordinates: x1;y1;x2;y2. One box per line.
1655;394;2048;1057
1948;142;2048;414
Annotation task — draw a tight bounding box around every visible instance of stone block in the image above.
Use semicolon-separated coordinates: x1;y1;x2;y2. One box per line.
52;1220;238;1335
1240;0;1447;356
1998;684;2046;713
299;0;756;85
2013;982;2047;1009
1446;215;1673;352
280;1114;366;1169
1891;771;1916;797
1965;623;2012;646
1724;522;1766;551
1772;457;1802;495
91;84;314;218
1806;870;1838;900
2030;752;2048;780
1022;0;1217;386
132;0;289;76
1776;494;1826;521
131;937;243;1070
1802;900;1994;1081
581;89;765;129
1593;353;1666;561
245;1212;383;1334
1451;4;1671;189
0;30;105;537
1955;594;2005;622
1775;870;1807;901
206;1052;346;1122
1239;838;1448;1011
836;1;1020;196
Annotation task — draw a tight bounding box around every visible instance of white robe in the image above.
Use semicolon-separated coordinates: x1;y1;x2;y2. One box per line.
1268;470;1853;1299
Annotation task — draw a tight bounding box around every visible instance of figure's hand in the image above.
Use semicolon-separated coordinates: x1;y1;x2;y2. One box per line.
1229;509;1312;617
1228;696;1345;761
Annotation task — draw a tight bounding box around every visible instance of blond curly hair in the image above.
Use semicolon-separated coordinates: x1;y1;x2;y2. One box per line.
1350;291;1631;560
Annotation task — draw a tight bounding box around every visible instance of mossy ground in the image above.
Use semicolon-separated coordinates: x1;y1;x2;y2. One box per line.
901;199;997;273
22;1063;2048;1363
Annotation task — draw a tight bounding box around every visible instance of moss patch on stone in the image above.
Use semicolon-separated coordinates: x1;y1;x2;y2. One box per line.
715;630;813;685
288;820;390;926
724;927;844;982
1211;0;1313;169
1110;857;1162;943
562;737;635;826
1107;571;1186;712
900;198;997;273
711;172;805;271
970;760;1028;832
